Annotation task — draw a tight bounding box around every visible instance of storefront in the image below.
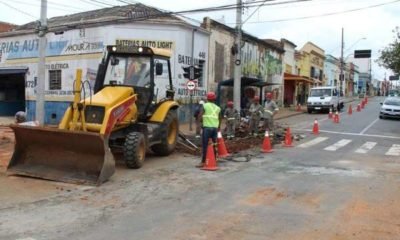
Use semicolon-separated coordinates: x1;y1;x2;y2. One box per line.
0;67;27;116
284;73;313;106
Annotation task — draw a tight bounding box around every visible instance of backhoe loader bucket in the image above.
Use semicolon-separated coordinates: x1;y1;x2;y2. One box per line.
7;125;115;185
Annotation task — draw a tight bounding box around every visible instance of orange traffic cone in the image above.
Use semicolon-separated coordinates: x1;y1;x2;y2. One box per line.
296;104;301;112
348;104;352;115
283;127;294;147
202;141;218;171
365;97;368;104
313;119;319;135
357;104;361;112
261;130;273;153
217;131;230;158
328;108;333;119
333;111;340;123
361;101;365;109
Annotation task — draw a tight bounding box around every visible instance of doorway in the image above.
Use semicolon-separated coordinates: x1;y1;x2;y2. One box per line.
0;72;26;116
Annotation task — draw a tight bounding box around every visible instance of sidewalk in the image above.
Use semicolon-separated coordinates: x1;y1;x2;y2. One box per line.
180;96;362;136
0;117;14;126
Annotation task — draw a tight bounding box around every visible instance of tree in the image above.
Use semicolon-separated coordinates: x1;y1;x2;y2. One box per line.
378;27;400;75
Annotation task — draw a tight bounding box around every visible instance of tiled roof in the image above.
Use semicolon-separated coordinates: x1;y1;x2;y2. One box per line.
11;3;189;33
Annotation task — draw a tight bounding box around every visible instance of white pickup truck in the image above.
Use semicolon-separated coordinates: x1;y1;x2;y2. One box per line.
307;86;344;113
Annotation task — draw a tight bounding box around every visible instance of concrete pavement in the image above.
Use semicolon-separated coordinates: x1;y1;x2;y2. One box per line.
1;96;399;240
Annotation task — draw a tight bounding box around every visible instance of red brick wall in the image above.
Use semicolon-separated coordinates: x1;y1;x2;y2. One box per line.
0;23;15;33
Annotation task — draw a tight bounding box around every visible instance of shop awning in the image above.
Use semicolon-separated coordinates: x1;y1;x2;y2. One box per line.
0;67;28;75
218;77;281;87
284;73;313;84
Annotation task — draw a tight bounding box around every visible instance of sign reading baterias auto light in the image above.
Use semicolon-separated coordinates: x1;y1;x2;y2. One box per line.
186;80;196;91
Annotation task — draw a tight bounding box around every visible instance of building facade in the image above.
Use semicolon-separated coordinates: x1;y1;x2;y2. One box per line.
0;22;15;33
324;54;339;87
0;4;209;123
299;42;326;86
201;17;284;108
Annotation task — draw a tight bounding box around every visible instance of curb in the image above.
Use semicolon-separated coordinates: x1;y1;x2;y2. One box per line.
275;111;305;120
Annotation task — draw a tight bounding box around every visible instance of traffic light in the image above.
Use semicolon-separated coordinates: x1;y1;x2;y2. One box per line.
183;65;203;80
182;66;194;80
194;66;203;80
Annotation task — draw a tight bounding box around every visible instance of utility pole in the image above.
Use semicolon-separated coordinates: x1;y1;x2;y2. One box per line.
189;28;196;131
233;0;242;112
339;27;344;103
36;0;47;125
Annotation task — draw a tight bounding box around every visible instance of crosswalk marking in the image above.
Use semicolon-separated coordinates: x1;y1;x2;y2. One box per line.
297;137;400;157
385;144;400;156
324;139;352;151
298;137;328;148
355;142;377;154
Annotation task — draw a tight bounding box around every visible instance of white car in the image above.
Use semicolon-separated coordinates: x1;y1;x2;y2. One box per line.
379;97;400;119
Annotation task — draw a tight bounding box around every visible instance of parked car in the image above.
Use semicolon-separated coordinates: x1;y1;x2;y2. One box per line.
307;86;344;113
379;97;400;119
388;89;399;97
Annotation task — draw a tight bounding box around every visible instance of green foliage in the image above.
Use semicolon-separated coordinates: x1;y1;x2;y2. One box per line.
378;27;400;75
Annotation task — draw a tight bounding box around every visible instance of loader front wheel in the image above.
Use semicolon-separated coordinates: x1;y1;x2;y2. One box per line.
124;132;146;169
151;110;178;156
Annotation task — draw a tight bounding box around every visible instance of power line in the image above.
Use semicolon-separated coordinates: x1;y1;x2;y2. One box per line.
242;0;400;23
85;0;117;7
0;0;38;19
12;0;83;13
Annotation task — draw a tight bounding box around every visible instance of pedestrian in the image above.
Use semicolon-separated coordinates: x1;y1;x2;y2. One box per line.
223;101;238;140
194;100;204;138
248;96;263;136
197;92;221;168
263;92;279;133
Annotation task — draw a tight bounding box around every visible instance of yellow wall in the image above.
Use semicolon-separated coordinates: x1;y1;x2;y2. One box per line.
298;52;311;77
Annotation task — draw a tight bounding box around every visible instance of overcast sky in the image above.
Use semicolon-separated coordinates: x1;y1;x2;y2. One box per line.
1;0;399;80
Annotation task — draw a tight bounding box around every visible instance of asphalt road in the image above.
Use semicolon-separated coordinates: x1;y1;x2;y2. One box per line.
1;97;399;240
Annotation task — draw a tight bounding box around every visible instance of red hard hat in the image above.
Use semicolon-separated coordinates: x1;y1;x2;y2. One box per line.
266;92;272;98
253;96;260;101
207;91;216;100
227;101;233;107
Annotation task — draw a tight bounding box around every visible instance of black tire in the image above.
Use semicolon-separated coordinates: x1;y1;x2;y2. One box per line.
379;115;383;119
151;110;179;156
307;108;312;114
124;132;146;169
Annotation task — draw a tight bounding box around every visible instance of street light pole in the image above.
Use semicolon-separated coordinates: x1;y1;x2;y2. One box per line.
339;27;344;106
36;0;47;125
233;0;242;113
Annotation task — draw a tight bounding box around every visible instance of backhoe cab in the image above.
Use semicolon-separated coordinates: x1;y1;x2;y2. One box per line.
7;46;179;185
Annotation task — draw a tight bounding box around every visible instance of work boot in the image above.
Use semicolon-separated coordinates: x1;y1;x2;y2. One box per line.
195;162;204;168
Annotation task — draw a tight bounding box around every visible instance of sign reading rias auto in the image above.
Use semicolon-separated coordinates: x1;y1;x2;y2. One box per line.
116;39;175;50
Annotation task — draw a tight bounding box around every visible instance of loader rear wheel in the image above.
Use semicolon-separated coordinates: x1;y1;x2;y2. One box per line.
151;110;178;156
124;132;146;169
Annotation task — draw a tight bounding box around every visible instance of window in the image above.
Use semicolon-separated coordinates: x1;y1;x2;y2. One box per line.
49;70;62;90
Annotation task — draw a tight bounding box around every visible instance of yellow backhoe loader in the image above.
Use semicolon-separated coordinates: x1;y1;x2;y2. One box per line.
7;45;179;185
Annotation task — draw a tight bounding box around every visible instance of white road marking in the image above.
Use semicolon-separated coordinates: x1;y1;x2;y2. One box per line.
360;118;379;134
355;142;377;154
324;139;352;151
385;144;400;156
298;137;328;148
293;129;400;140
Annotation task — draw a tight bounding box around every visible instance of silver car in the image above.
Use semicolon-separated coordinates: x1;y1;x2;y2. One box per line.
380;97;400;119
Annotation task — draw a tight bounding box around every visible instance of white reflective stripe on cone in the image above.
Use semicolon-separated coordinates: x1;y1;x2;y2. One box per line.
218;131;222;138
264;131;269;137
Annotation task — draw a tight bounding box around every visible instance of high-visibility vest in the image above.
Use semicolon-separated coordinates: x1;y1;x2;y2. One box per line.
202;102;221;128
